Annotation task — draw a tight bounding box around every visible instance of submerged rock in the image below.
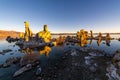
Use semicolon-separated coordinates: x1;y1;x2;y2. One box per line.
6;36;18;43
0;63;3;68
88;52;104;57
0;51;3;54
20;52;40;66
3;62;11;68
71;49;78;56
0;49;12;55
13;64;32;77
36;67;42;76
116;49;120;53
3;57;20;68
10;53;14;55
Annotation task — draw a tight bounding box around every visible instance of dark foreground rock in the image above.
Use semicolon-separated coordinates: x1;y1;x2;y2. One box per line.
36;47;112;80
35;67;42;76
106;49;120;80
13;64;32;77
0;49;12;55
0;63;3;68
2;57;21;68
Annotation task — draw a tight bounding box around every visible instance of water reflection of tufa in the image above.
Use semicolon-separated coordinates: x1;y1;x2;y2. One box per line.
39;46;51;57
75;37;111;47
13;46;52;77
76;29;112;47
20;48;40;66
19;45;52;66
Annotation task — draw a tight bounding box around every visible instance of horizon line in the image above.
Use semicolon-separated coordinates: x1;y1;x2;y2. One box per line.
0;29;120;34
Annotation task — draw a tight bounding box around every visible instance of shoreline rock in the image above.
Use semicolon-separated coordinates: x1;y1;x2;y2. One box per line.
35;67;42;76
2;57;21;68
0;49;12;55
13;64;32;77
106;49;120;80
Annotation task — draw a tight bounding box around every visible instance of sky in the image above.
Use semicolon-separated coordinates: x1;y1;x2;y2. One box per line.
0;0;120;33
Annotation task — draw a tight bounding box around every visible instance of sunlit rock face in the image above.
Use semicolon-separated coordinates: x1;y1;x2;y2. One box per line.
77;29;88;40
19;32;24;39
56;36;65;45
106;33;111;40
38;25;51;42
76;29;88;46
97;32;103;38
24;21;33;42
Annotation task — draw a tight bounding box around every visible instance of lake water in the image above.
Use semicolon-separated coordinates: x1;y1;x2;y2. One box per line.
0;35;120;80
0;39;66;80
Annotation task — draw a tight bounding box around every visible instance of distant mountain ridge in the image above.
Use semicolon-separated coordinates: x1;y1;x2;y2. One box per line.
0;30;21;39
51;33;120;35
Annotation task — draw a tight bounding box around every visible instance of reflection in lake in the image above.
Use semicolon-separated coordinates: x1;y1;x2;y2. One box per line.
20;48;40;66
77;39;88;46
97;37;102;46
76;38;111;47
39;46;51;57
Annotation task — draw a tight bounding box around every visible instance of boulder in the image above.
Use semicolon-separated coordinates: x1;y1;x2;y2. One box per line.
116;49;120;53
10;53;14;55
113;52;120;62
3;49;12;53
13;64;32;77
36;67;42;76
20;52;40;66
3;62;11;68
3;57;20;68
0;63;3;68
106;64;120;80
118;38;120;41
88;52;104;57
89;66;97;72
0;49;12;55
71;49;78;56
84;56;94;65
116;61;120;68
